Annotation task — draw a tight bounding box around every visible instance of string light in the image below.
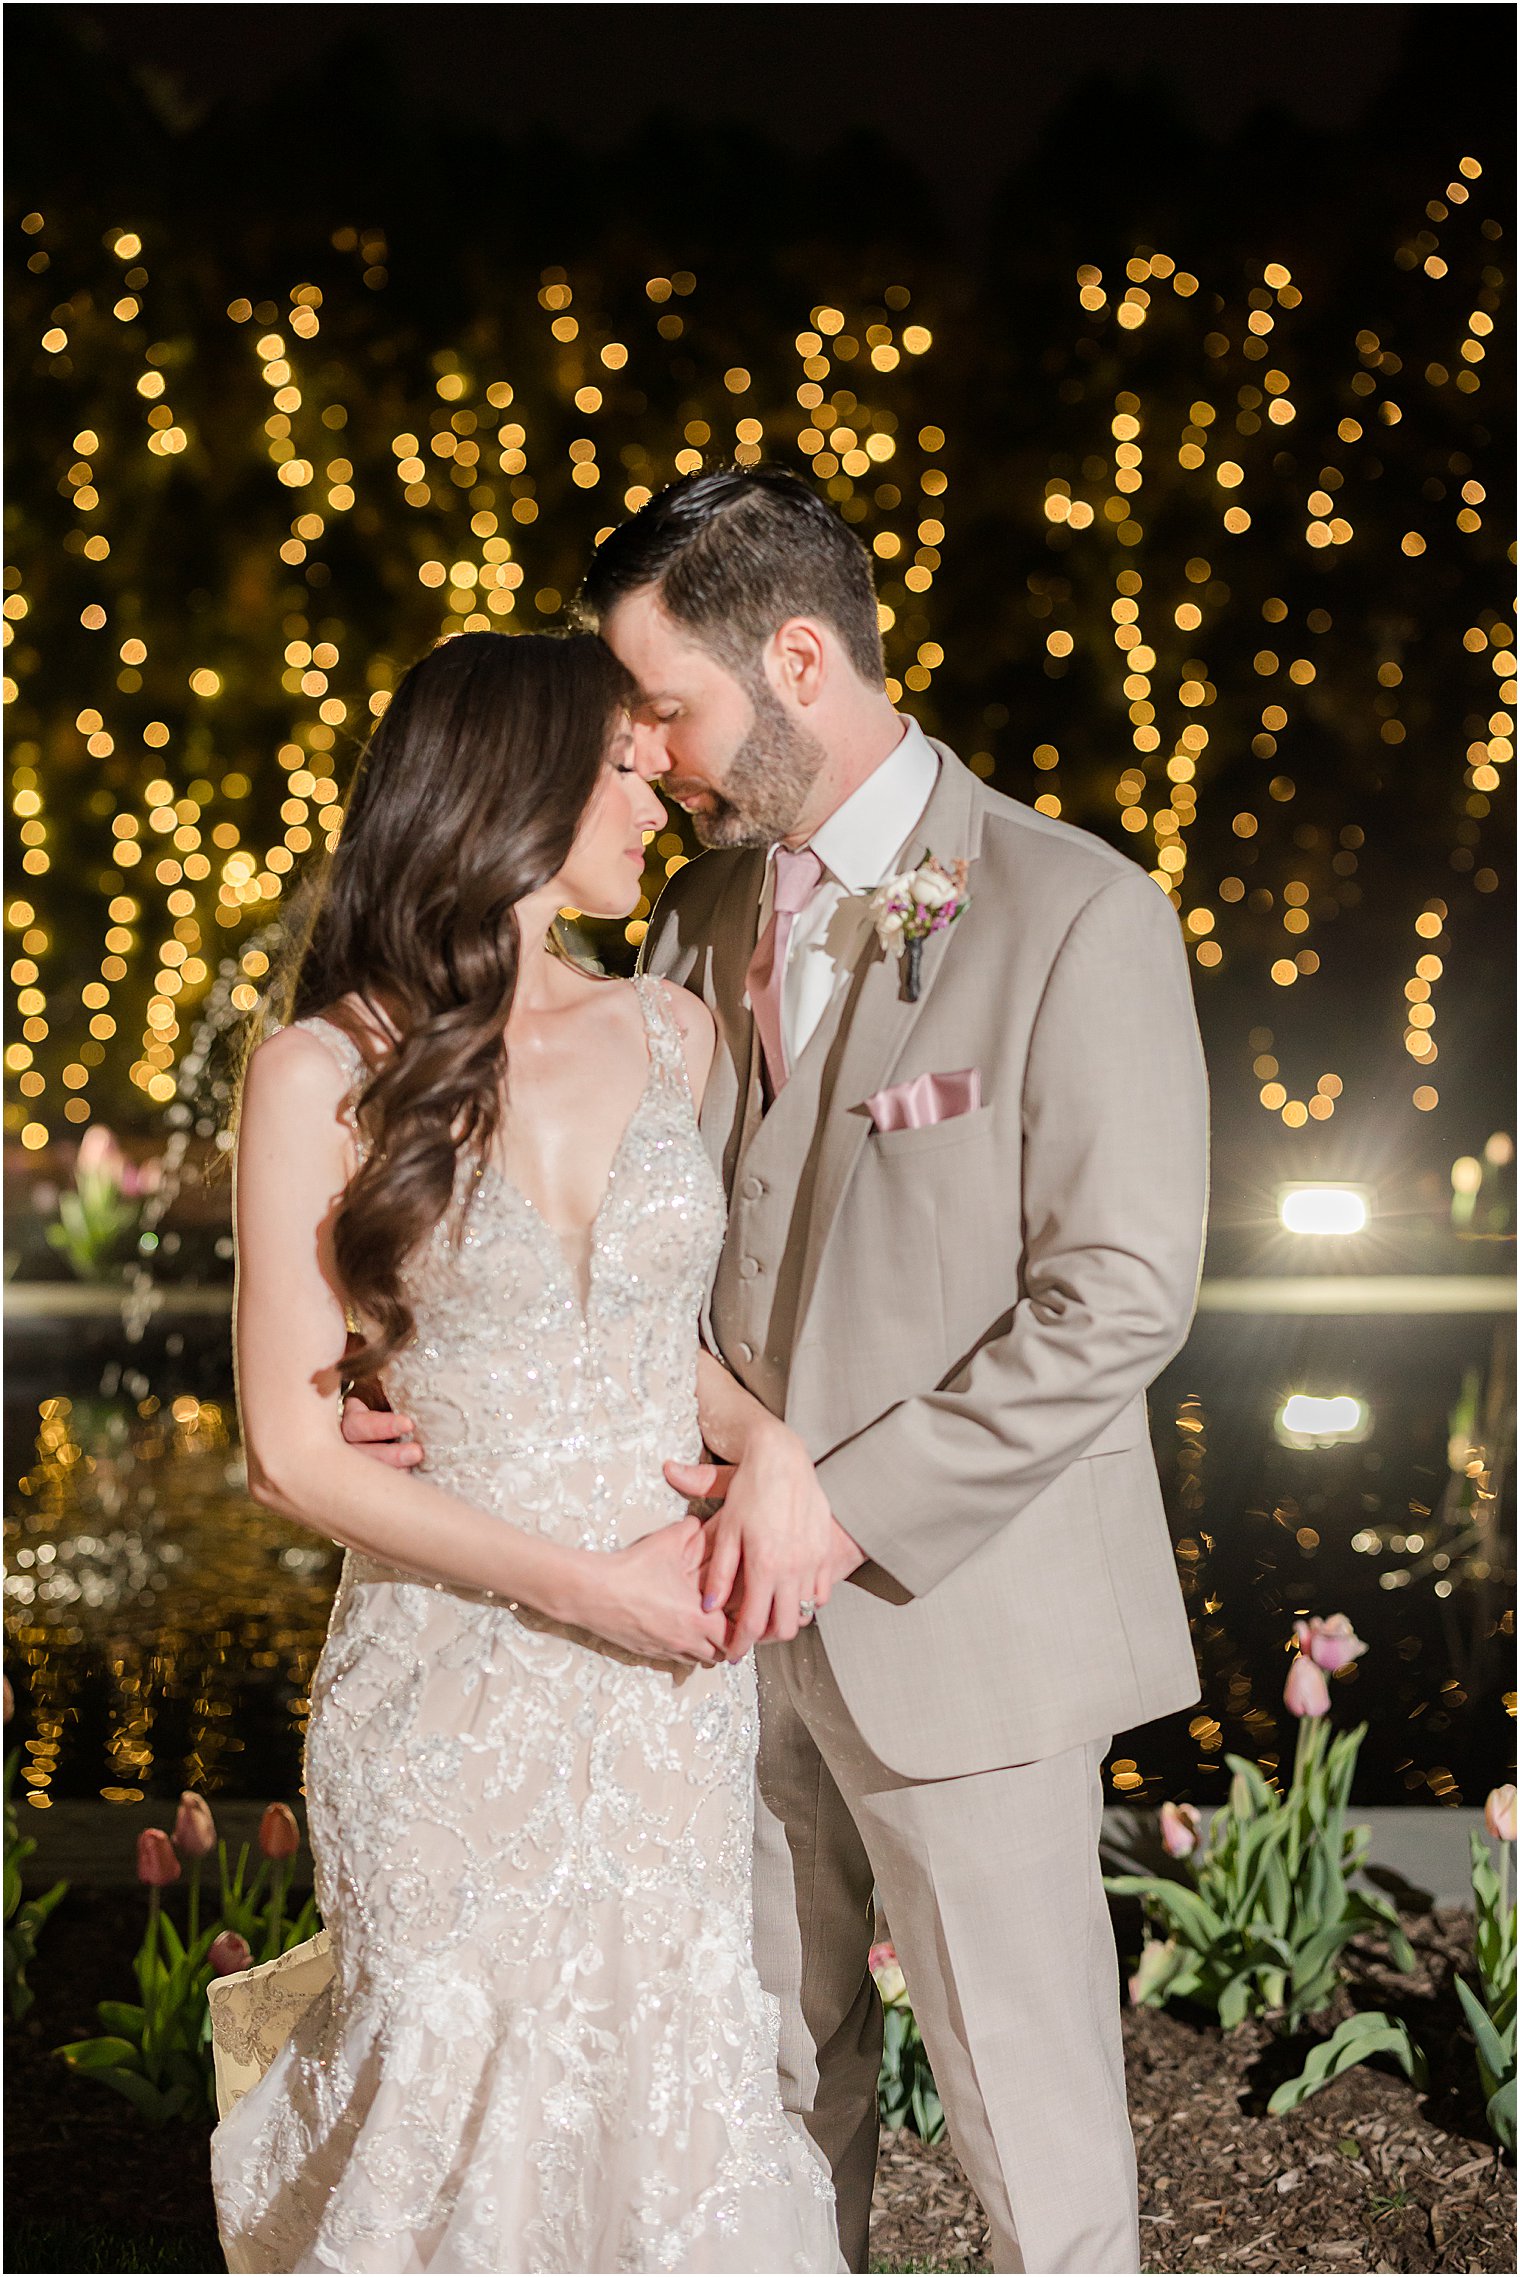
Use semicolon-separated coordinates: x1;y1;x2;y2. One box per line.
3;167;1506;1147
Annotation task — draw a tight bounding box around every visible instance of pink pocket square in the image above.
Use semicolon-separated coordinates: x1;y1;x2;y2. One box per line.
865;1067;982;1133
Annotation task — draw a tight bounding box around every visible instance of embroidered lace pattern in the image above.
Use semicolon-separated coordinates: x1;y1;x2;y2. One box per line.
208;976;840;2273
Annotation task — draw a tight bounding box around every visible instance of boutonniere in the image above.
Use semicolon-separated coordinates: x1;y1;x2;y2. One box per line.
868;851;971;1001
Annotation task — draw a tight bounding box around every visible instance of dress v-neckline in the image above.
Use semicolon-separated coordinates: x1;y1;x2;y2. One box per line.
473;985;660;1323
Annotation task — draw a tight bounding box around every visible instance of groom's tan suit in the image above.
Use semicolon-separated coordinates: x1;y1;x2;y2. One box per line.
643;737;1208;2273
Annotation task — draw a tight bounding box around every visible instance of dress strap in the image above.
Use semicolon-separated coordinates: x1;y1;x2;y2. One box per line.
290;1014;369;1092
631;973;694;1102
288;1016;372;1158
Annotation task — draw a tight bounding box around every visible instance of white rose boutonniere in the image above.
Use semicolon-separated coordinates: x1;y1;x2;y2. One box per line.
867;851;971;1000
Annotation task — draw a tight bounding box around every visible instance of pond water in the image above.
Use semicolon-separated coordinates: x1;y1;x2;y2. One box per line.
4;1304;1514;1816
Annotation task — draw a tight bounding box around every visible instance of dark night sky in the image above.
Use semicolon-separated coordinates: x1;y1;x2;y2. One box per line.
22;2;1432;221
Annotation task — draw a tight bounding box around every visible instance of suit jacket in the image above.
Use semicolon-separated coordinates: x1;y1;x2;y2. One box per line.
642;742;1207;1777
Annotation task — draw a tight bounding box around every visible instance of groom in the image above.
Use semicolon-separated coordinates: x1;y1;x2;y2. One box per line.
584;467;1208;2275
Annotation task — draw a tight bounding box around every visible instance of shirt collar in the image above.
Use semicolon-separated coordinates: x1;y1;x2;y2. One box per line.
800;715;941;894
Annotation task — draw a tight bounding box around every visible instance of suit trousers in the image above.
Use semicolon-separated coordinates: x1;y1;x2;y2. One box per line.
752;1623;1139;2275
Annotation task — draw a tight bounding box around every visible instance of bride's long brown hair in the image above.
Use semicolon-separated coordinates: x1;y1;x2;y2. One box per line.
279;629;636;1377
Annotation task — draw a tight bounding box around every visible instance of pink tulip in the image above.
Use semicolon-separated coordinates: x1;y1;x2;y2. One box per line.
77;1125;129;1184
208;1930;253;1977
173;1791;217;1859
1485;1785;1517;1844
1159;1801;1201;1859
136;1827;181;1886
1283;1654;1331;1719
259;1802;301;1862
869;1941;908;2006
1292;1614;1368;1673
2;1674;13;1724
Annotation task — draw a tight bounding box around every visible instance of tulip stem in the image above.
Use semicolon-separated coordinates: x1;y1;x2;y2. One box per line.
188;1858;200;1951
267;1863;288;1963
144;1884;160;1992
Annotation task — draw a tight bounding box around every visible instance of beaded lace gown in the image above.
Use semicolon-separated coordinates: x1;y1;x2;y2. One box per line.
207;977;840;2275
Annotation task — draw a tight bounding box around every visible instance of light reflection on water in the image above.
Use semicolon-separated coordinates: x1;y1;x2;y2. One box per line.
4;1315;1514;1809
5;1391;339;1805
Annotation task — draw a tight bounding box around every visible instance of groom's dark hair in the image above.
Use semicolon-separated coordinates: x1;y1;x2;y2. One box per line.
578;465;886;687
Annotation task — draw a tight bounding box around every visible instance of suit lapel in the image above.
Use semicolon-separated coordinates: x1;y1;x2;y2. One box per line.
794;745;985;1327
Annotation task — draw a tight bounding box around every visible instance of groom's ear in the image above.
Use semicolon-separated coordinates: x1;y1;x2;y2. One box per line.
768;617;829;708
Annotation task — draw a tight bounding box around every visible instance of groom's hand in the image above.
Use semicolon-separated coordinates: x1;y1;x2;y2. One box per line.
340;1393;423;1470
665;1430;865;1659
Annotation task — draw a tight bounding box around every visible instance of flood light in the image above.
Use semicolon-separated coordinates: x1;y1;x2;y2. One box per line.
1277;1183;1371;1237
1276;1393;1371;1449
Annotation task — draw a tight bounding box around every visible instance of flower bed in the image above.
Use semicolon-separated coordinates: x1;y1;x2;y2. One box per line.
5;1889;1514;2274
871;1906;1515;2273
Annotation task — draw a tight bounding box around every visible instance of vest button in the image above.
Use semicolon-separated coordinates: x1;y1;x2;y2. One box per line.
738;1256;761;1279
740;1175;765;1201
737;1341;755;1363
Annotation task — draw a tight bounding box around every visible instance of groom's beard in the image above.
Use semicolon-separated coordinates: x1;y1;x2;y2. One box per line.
682;678;829;851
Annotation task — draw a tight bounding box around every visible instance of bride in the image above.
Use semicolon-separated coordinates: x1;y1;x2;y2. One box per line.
212;628;842;2273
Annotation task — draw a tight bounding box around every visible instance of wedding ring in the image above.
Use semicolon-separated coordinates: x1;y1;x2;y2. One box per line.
798;1598;816;1624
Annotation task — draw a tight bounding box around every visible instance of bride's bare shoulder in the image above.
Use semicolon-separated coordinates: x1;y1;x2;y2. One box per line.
247;994;384;1106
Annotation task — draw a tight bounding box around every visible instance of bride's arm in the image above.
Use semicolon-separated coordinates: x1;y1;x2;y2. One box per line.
236;1026;726;1665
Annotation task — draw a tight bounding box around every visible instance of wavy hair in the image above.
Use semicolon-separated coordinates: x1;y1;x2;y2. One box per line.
275;629;635;1377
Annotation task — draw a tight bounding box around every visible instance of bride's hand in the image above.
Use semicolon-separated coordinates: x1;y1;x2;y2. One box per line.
568;1517;730;1666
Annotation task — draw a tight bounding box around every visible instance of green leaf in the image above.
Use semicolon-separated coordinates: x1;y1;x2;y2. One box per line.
1349;1889;1417;1974
94;2066;188;2125
1267;2011;1426;2115
21;1878;69;1930
1219;1970;1260;2031
1118;1877;1227;1948
57;2035;142;2073
95;2000;147;2039
1455;1974;1513;2092
1486;2075;1517;2154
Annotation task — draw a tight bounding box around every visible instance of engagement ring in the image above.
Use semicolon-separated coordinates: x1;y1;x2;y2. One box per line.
798;1598;816;1623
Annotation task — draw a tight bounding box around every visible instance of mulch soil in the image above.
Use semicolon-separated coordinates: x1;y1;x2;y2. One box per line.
4;1889;1513;2274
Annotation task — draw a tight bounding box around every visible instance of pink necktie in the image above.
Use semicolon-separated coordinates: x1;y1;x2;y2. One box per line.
745;845;824;1101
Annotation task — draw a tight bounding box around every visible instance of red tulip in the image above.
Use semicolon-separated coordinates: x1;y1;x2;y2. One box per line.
173;1791;217;1859
1485;1785;1517;1844
1159;1801;1201;1859
136;1827;181;1886
258;1803;301;1862
1283;1654;1331;1719
1292;1614;1368;1673
208;1930;253;1977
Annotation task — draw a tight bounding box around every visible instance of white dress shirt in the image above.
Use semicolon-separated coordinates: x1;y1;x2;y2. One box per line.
757;715;940;1069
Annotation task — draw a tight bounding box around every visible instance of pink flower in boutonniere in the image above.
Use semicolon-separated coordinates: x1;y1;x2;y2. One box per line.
868;851;971;1001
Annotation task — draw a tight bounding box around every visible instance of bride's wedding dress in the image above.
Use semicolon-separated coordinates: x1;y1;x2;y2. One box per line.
209;976;840;2273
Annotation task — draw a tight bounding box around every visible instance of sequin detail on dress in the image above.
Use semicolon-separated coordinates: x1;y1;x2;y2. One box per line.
209;977;840;2273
